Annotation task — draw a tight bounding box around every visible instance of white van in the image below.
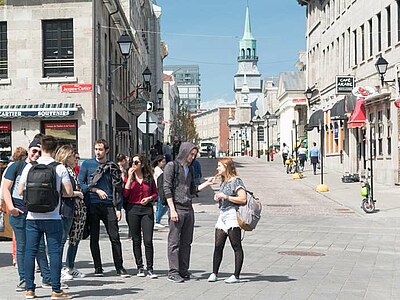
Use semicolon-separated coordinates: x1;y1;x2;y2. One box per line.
199;142;215;157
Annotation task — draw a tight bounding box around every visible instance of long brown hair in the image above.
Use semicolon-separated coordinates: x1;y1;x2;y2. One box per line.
133;154;153;183
218;157;237;183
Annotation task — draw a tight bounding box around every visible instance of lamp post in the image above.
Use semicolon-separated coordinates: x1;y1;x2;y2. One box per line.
263;111;277;162
136;67;152;156
249;121;254;157
108;32;132;160
292;119;297;161
255;115;262;158
232;133;236;156
235;130;239;156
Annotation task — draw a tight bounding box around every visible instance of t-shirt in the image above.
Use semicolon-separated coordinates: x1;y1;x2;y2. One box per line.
19;156;70;220
309;147;320;158
219;177;246;211
3;160;27;213
153;166;163;187
298;147;307;155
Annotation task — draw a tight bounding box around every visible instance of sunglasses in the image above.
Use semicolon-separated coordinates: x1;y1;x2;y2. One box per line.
31;149;42;156
133;160;141;165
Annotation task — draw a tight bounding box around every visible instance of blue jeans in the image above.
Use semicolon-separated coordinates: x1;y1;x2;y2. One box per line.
155;196;168;224
9;214;51;283
25;219;63;292
61;216;80;269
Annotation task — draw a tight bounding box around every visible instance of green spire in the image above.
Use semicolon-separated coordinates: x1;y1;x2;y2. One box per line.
242;6;254;40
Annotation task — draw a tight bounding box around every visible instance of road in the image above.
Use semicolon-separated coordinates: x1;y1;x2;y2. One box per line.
0;156;399;299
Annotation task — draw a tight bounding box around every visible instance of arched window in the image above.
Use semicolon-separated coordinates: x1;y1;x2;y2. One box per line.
241;49;245;57
247;48;251;57
253;48;256;57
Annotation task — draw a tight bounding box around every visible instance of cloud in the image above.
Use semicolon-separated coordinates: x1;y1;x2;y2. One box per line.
200;98;234;110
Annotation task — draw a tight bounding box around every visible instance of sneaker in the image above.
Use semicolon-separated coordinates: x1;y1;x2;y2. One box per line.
180;273;191;281
35;265;40;273
116;268;130;278
25;290;36;299
69;268;85;278
50;290;70;299
224;275;240;284
94;267;104;277
16;279;26;292
147;269;158;279
154;223;165;229
167;274;184;283
61;267;73;281
207;273;218;282
136;268;145;277
42;282;69;290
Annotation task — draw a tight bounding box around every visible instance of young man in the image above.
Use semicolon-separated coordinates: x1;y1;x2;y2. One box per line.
2;138;52;292
309;142;320;175
18;135;74;299
163;142;214;283
78;139;129;278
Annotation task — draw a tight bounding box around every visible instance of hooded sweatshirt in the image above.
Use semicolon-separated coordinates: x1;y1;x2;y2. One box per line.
163;142;198;210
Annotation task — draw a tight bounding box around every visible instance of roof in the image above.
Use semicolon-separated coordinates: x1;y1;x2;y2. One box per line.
280;71;305;91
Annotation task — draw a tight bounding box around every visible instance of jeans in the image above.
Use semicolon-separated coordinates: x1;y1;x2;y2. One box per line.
61;216;80;269
9;214;51;283
168;208;194;276
126;204;154;270
25;219;63;292
155;196;168;224
88;203;123;270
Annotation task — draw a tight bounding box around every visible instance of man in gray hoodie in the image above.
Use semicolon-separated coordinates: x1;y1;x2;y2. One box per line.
163;142;213;283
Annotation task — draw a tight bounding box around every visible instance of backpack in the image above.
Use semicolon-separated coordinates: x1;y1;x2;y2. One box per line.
24;161;60;213
231;178;262;231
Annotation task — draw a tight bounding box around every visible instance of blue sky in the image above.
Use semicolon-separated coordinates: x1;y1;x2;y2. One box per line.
157;0;306;109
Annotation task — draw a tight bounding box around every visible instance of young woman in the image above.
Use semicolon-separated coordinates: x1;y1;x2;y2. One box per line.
152;155;167;228
208;157;246;284
55;145;86;280
123;154;158;278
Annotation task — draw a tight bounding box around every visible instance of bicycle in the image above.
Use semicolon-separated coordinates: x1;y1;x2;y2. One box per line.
360;168;375;213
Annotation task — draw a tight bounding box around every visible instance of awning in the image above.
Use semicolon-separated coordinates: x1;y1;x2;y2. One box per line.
330;99;346;120
347;98;366;129
306;109;323;130
0;103;79;118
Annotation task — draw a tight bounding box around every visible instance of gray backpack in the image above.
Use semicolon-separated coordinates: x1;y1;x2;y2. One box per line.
236;190;262;231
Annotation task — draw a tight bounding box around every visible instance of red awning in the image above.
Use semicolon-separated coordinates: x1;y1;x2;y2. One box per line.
347;98;366;128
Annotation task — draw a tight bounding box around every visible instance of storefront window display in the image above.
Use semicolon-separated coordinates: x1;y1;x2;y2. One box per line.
42;121;78;150
0;122;11;164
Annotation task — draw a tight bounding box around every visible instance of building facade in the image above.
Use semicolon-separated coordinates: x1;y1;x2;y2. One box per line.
163;65;201;113
298;0;400;185
0;0;163;160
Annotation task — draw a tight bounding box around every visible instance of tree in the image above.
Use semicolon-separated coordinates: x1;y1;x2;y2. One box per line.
170;106;199;143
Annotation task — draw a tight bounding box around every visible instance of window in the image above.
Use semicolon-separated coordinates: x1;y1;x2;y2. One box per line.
377;12;382;52
377;110;383;156
42;19;74;77
353;29;357;65
369;19;373;56
257;126;264;142
387;6;392;47
0;22;7;78
361;24;365;61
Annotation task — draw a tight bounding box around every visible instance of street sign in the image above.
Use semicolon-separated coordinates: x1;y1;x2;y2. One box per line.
336;76;355;94
146;101;153;112
137;111;158;133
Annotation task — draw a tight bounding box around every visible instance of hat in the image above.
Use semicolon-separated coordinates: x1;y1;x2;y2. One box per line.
29;138;41;149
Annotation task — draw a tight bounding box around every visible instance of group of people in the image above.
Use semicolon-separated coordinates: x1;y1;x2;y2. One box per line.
0;136;250;299
281;142;320;174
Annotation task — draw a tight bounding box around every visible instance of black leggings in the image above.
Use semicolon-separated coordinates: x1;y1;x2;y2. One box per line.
212;227;244;278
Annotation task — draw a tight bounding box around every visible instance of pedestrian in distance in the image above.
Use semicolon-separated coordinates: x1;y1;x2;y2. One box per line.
123;154;158;279
164;142;172;163
152;155;168;228
18;135;74;299
297;143;307;171
281;143;290;166
309;142;320;175
207;157;246;284
55;145;86;281
116;153;129;182
78;139;129;278
2;140;53;293
150;145;158;162
163;142;215;283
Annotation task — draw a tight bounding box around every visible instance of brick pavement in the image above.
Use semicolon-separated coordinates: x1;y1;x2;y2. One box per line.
0;156;399;299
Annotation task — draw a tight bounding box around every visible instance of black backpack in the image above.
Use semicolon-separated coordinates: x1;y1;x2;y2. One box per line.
24;161;60;213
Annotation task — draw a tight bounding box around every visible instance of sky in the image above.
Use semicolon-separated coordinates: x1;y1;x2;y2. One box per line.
157;0;307;109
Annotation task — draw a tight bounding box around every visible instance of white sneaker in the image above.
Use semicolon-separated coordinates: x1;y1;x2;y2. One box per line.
207;273;217;282
154;223;165;229
224;275;240;284
61;267;73;281
69;268;86;278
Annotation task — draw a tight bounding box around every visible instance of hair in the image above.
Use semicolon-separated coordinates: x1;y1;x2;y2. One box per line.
116;153;126;163
41;135;58;153
55;145;75;166
313;142;317;146
94;139;109;150
12;147;28;161
152;155;165;168
218;157;237;183
283;143;286;147
133;154;153;182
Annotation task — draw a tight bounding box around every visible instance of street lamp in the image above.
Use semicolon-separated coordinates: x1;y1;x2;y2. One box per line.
263;111;277;162
108;32;133;159
136;67;152;156
157;89;164;109
305;87;313;102
255;115;262;158
249;121;254;157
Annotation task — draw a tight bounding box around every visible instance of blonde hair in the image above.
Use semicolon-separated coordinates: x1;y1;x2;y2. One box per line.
218;157;238;182
55;145;75;166
12;147;28;161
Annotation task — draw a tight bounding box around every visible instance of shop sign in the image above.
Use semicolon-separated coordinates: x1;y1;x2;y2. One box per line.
0;123;11;130
0;110;74;118
336;76;355;94
352;86;375;98
61;83;92;93
292;98;306;104
44;122;77;129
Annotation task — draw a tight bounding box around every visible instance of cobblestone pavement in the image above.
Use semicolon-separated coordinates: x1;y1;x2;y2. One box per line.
0;156;399;299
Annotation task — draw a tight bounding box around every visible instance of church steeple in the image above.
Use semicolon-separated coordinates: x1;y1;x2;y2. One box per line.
238;5;257;62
